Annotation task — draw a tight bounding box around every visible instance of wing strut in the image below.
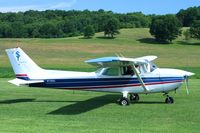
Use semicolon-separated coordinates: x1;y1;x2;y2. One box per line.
132;65;149;92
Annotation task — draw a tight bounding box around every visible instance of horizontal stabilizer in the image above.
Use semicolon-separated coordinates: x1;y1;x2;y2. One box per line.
8;78;44;86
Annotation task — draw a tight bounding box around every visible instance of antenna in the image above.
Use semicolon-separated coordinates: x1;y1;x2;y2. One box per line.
119;53;125;57
115;53;120;57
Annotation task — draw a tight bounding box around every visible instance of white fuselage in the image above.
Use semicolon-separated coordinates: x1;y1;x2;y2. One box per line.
6;48;194;99
25;68;189;94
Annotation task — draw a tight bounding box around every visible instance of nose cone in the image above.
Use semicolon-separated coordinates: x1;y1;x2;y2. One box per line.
174;69;195;77
183;71;195;76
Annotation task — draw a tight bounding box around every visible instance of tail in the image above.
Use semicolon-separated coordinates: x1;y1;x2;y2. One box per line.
6;47;43;80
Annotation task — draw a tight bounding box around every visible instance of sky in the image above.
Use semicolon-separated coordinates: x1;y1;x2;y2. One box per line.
0;0;200;14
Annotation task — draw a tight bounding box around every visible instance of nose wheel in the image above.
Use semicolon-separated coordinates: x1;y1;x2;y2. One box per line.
165;95;174;104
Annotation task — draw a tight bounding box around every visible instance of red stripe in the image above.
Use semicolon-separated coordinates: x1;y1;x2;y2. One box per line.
62;80;184;90
16;74;28;77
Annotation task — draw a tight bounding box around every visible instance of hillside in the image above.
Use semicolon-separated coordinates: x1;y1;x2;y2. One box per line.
0;28;200;78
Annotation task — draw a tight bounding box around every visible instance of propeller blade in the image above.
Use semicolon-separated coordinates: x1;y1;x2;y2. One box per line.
185;76;189;95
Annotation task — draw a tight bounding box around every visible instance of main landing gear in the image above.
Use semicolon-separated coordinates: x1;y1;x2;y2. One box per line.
119;92;140;106
164;94;174;104
119;97;130;106
130;94;139;102
119;92;174;105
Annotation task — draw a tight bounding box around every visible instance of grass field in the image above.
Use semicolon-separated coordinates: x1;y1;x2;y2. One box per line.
0;28;200;133
0;78;200;133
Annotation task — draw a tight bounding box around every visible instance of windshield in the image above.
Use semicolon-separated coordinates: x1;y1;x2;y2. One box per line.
150;62;157;72
95;68;103;74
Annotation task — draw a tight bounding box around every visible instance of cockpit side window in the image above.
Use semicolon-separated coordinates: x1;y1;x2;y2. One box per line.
122;65;141;76
102;67;119;76
123;65;134;75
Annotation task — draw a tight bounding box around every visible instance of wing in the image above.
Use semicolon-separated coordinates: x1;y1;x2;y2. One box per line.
85;56;157;67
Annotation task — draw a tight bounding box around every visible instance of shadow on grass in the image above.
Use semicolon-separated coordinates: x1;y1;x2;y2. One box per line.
132;101;165;104
176;41;200;46
79;37;93;39
96;36;116;39
0;97;166;115
137;38;169;45
0;98;35;104
48;94;119;115
0;98;80;104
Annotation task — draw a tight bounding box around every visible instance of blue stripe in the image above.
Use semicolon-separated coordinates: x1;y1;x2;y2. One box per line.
16;76;30;80
29;77;184;89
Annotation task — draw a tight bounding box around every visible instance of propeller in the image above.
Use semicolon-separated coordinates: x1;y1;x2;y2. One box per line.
183;71;194;95
185;75;189;95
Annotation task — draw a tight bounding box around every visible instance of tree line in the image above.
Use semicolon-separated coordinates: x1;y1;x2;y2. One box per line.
0;9;151;38
0;7;200;42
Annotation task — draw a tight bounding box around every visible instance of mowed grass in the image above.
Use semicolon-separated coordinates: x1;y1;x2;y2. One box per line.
0;28;200;132
0;78;200;133
0;28;200;78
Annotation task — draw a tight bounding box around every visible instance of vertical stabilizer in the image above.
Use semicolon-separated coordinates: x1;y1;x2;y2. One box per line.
6;47;43;80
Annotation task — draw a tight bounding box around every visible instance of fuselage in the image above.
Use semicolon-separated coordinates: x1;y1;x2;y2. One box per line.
19;68;188;94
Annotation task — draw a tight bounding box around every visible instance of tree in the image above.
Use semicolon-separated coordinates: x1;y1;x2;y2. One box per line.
83;25;95;38
39;22;62;38
10;22;28;38
103;17;120;38
176;6;200;27
150;15;182;43
190;20;200;39
0;23;12;37
62;20;77;37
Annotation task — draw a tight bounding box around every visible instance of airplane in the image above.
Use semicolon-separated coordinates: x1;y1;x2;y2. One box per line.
6;47;194;106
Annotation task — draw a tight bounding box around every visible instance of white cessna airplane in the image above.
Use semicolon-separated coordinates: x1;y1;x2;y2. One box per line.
6;47;194;106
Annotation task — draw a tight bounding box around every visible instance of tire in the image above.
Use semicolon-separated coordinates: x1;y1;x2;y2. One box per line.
165;97;174;104
119;97;129;106
130;94;139;102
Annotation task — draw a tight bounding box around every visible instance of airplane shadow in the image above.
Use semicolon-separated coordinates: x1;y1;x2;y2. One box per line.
0;98;35;104
48;94;119;115
0;98;80;104
0;96;165;115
